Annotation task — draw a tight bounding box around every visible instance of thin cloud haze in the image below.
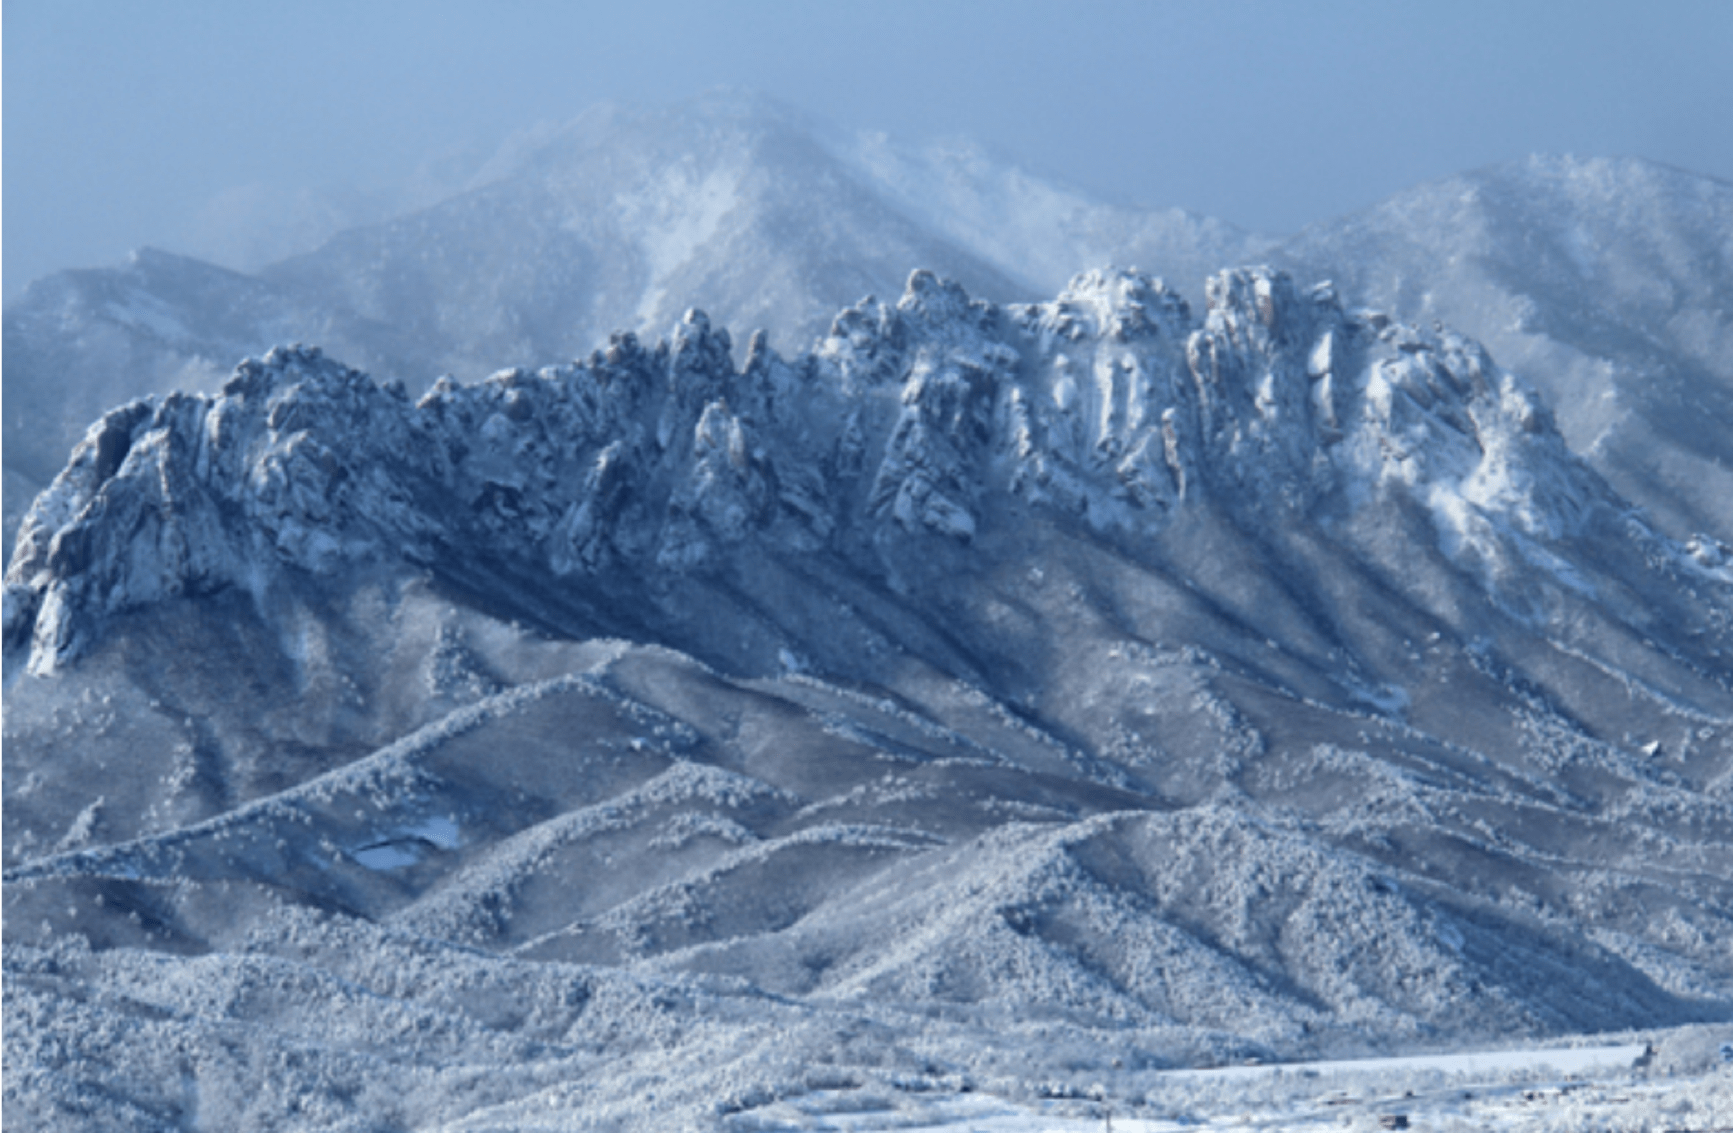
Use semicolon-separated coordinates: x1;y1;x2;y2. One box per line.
6;0;1731;295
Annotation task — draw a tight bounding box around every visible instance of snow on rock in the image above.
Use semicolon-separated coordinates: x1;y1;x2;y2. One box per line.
1279;154;1733;545
0;268;1652;675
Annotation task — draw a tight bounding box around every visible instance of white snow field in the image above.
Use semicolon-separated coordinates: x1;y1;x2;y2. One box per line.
6;260;1732;1129
1154;1041;1651;1082
730;1039;1733;1133
749;1040;1732;1133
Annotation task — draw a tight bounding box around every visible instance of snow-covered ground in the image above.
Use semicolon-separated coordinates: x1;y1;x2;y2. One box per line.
1155;1042;1649;1082
739;1039;1732;1133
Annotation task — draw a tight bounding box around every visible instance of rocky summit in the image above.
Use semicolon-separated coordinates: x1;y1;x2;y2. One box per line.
5;267;1732;1130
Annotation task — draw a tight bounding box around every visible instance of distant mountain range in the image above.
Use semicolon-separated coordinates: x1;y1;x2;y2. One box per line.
12;94;1728;559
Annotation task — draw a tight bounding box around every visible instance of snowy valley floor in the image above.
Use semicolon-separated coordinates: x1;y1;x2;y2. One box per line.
729;1037;1732;1133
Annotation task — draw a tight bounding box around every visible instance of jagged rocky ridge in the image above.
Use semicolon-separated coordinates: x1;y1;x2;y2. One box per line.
5;267;1733;1131
3;266;1668;669
9;101;1729;575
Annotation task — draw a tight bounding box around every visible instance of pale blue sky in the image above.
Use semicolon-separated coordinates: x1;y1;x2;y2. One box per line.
6;0;1731;293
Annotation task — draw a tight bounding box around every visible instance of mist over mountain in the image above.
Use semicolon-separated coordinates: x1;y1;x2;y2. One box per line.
6;257;1732;1128
256;97;1036;383
838;128;1269;305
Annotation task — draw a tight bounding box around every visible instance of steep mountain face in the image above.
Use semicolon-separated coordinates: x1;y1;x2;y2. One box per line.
6;268;1731;1130
11;100;1727;570
0;249;442;557
1280;155;1733;544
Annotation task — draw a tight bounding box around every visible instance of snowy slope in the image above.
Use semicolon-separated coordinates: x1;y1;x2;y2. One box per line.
6;268;1731;1129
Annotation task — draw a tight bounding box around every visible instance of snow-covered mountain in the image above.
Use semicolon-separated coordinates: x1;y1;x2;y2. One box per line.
0;249;442;559
8;100;1730;580
6;267;1731;1129
1;94;1266;561
1280;155;1733;545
